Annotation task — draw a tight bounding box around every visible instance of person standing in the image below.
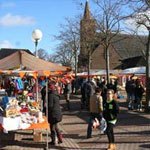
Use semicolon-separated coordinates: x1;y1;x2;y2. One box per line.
41;85;46;115
87;87;103;138
81;78;87;109
84;79;96;110
48;84;63;145
103;89;119;150
64;79;72;110
135;79;145;111
125;77;136;110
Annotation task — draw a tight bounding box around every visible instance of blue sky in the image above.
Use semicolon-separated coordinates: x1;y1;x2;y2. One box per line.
0;0;89;54
0;0;149;55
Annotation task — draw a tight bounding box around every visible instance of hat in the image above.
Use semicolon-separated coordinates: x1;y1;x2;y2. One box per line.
66;79;70;83
49;84;56;91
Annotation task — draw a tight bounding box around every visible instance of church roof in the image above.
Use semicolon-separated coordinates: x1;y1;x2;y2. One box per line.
83;0;91;19
95;33;147;69
112;34;146;60
118;56;146;69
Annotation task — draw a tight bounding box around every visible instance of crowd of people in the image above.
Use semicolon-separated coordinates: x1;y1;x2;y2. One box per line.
0;73;146;149
125;76;145;111
41;76;120;150
81;77;118;108
43;75;146;150
2;74;142;149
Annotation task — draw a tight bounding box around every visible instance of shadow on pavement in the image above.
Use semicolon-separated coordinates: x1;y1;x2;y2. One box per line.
62;133;88;140
0;131;49;149
115;130;150;135
60;95;150;127
117;110;150;126
0;140;46;149
60;94;150;148
139;144;150;149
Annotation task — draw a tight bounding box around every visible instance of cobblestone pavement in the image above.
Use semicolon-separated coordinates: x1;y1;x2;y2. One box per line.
0;94;150;150
60;95;150;150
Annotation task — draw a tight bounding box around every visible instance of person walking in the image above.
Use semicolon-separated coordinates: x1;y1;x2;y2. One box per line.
87;87;103;138
47;84;63;145
103;89;119;150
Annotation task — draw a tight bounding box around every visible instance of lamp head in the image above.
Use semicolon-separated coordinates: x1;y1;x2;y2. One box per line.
32;29;43;42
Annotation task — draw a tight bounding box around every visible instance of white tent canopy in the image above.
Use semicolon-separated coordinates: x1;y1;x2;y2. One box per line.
76;69;121;76
122;66;146;74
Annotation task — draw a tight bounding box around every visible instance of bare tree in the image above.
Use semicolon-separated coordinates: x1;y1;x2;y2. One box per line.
36;48;49;60
54;17;80;76
126;0;149;13
48;43;74;67
126;0;150;111
91;0;130;83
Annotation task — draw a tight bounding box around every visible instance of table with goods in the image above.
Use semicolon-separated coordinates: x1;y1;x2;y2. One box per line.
0;89;49;149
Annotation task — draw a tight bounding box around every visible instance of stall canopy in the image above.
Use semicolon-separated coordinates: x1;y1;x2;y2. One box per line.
121;66;146;74
76;69;121;76
0;51;69;72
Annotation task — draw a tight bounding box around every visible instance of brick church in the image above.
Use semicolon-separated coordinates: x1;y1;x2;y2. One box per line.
78;1;146;72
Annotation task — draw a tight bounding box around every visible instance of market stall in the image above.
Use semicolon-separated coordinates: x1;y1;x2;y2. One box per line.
0;50;71;149
0;93;50;148
0;73;53;149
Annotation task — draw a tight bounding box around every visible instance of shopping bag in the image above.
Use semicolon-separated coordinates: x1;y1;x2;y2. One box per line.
100;117;107;132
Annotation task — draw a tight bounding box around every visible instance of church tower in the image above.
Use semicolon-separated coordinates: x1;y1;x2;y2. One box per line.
78;0;96;71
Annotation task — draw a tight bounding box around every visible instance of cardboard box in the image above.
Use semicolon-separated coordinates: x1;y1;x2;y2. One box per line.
33;131;43;142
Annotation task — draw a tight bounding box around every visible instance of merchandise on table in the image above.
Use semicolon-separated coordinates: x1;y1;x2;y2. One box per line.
0;94;44;132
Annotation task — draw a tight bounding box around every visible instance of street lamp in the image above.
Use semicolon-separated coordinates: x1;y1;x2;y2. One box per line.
32;29;43;57
32;29;48;148
31;29;42;102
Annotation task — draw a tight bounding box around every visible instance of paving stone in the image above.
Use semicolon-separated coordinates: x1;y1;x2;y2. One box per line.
0;95;149;150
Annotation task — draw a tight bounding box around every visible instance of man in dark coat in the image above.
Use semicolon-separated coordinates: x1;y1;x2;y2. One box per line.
48;84;63;145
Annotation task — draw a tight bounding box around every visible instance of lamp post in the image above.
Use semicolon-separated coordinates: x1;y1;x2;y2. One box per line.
31;29;42;102
32;29;43;57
